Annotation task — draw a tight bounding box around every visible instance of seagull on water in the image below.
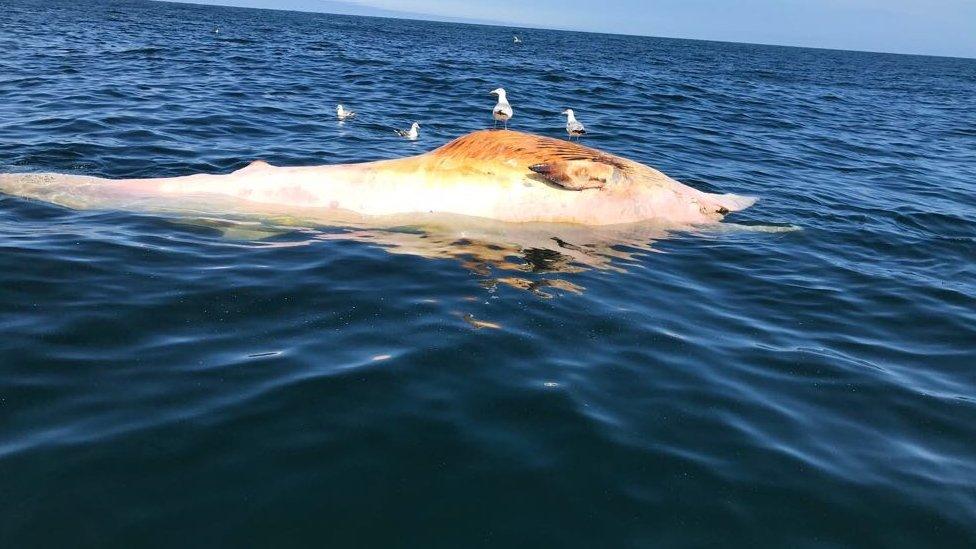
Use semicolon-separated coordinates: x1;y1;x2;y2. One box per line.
490;88;513;129
395;122;420;140
513;34;522;44
562;109;586;140
336;104;355;120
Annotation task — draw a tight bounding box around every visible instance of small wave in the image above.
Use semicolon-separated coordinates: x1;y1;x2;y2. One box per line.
116;46;168;56
217;37;257;45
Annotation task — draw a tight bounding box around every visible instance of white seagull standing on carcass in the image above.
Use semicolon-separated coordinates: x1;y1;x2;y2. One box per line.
562;109;586;140
490;88;513;129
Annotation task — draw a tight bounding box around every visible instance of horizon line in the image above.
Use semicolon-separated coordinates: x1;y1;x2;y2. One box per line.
154;0;976;61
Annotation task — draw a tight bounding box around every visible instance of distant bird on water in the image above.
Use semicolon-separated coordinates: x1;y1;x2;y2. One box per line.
562;109;586;139
490;88;513;129
395;122;420;140
513;34;522;44
336;104;355;120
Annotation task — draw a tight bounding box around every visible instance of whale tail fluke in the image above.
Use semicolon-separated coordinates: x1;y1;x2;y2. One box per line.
0;172;116;210
0;172;57;202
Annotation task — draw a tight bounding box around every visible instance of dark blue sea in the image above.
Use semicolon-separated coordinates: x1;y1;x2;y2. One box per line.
1;0;975;546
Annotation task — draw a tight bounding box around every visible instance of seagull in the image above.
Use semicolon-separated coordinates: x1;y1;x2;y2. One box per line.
562;109;586;140
336;104;355;120
513;34;522;44
490;88;513;129
395;122;420;140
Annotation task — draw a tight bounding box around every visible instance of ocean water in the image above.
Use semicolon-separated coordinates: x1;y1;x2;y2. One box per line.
1;0;975;546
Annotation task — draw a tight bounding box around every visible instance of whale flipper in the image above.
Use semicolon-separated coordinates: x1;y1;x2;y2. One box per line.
528;160;619;191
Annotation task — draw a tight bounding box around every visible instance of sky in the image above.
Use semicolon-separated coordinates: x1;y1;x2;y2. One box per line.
170;0;976;58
